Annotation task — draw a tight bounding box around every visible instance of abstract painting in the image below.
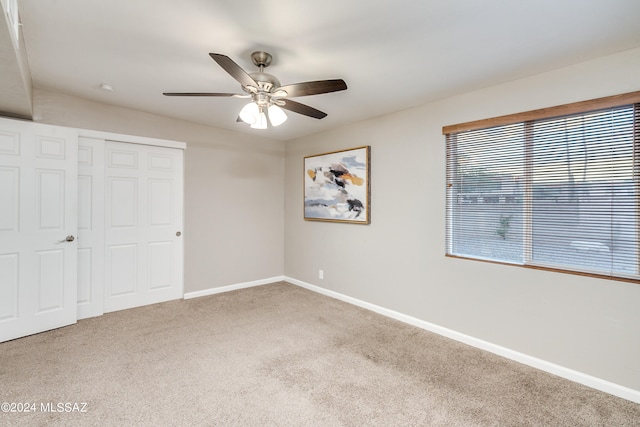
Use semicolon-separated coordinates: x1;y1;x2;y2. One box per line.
304;146;370;224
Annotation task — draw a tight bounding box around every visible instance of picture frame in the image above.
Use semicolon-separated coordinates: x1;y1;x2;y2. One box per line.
304;146;370;224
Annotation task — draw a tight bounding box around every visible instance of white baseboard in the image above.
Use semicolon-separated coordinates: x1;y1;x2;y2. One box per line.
183;276;285;300
284;276;640;404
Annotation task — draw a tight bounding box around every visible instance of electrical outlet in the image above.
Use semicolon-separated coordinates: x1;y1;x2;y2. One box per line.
319;269;324;280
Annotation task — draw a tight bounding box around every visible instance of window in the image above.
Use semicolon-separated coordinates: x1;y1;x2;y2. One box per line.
444;92;640;282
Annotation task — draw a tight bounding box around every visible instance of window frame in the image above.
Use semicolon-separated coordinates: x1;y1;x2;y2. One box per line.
443;91;640;284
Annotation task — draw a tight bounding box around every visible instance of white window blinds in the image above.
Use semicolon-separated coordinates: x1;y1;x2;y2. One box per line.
446;103;639;281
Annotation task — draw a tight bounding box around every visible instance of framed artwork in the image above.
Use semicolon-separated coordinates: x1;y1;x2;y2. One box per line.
304;146;370;224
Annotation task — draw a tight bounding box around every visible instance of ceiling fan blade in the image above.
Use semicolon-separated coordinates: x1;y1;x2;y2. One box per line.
163;92;239;97
209;53;258;88
276;79;347;97
280;99;327;119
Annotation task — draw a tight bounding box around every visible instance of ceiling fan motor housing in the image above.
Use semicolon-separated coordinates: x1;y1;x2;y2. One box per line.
247;72;281;93
246;51;281;96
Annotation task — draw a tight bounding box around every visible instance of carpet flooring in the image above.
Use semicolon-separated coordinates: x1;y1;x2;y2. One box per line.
1;282;638;426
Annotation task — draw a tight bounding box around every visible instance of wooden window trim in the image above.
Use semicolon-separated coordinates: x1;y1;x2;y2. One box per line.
442;90;640;135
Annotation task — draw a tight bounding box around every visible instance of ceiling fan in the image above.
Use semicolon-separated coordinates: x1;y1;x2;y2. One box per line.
163;51;348;129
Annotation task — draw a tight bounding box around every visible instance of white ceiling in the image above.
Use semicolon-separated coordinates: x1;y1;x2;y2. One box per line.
16;0;640;141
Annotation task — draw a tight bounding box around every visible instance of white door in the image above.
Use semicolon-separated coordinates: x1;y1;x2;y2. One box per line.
0;118;78;343
77;137;105;319
104;141;183;312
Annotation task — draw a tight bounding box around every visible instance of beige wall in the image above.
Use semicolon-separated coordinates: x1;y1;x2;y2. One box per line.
284;48;640;391
33;89;285;293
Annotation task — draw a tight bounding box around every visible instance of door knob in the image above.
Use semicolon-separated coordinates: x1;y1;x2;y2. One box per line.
57;235;75;243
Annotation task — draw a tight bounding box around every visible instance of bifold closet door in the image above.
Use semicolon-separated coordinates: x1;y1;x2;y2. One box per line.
0;118;78;342
104;141;183;312
77;137;105;319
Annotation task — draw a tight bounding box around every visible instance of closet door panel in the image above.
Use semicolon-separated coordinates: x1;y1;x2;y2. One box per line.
105;141;183;313
76;137;104;319
0;118;78;343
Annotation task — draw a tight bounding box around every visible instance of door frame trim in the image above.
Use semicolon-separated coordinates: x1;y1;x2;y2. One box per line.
79;129;186;150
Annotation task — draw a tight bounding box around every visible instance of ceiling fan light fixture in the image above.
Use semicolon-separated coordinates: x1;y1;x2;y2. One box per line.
268;104;287;127
250;109;268;129
239;101;259;124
